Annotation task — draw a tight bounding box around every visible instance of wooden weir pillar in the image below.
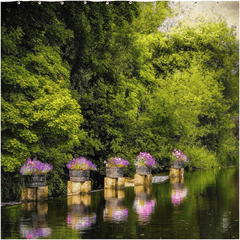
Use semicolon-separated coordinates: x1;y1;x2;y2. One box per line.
169;168;184;178
21;186;48;202
134;166;152;186
104;167;126;189
134;174;152;186
21;174;49;202
67;169;92;196
67;181;91;196
169;161;185;179
104;177;125;189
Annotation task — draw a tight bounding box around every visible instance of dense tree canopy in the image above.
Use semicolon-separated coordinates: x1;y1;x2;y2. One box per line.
1;28;85;172
1;1;238;200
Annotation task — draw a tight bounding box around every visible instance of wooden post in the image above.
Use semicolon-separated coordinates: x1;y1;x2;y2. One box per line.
67;180;91;196
104;177;126;189
80;181;91;194
67;181;81;196
134;173;153;186
134;174;145;186
117;178;125;189
169;168;184;178
37;186;48;201
22;187;48;202
21;186;48;202
169;168;180;178
104;177;117;189
21;187;37;202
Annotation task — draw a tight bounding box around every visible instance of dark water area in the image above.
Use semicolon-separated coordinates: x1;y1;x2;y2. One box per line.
1;168;239;239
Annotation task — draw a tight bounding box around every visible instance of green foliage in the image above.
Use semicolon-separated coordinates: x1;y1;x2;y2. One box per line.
1;170;24;202
132;2;171;34
182;145;218;169
1;5;85;173
47;164;68;196
1;2;238;201
145;20;239;167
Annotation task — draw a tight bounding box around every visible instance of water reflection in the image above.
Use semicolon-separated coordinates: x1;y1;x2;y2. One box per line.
133;185;157;225
20;202;52;239
66;195;96;231
221;213;230;230
1;168;238;239
170;177;188;206
103;189;129;223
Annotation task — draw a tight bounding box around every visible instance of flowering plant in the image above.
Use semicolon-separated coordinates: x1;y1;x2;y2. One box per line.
66;157;97;171
171;149;189;162
20;158;53;175
105;157;129;168
134;152;157;168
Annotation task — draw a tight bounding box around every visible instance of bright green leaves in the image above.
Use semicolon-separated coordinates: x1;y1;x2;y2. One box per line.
2;1;238;175
1;23;84;172
132;1;171;35
148;19;239;166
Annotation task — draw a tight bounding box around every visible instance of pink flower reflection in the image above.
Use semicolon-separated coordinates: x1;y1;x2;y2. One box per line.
112;209;128;222
20;225;52;239
171;188;188;206
67;212;71;224
66;213;96;231
133;198;156;222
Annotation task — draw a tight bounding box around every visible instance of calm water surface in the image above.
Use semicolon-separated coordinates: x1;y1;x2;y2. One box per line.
1;168;239;239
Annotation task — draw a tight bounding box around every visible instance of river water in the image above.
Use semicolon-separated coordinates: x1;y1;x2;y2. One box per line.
1;168;239;239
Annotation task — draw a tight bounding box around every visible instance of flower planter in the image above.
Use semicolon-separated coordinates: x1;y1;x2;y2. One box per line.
25;174;47;188
69;169;90;182
136;166;151;175
171;161;184;169
106;167;124;178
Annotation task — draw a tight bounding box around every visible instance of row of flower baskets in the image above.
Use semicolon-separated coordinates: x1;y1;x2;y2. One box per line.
20;150;189;183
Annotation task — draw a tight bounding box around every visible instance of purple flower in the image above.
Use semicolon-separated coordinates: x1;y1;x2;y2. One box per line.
171;149;189;163
20;159;53;175
66;157;97;171
106;157;129;168
134;152;157;168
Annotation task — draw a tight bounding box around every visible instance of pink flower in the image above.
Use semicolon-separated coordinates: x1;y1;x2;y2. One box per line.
27;234;32;239
67;213;71;224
